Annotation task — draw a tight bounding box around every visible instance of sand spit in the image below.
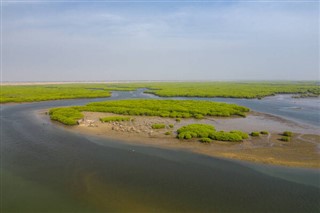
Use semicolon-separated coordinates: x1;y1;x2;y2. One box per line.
51;111;319;168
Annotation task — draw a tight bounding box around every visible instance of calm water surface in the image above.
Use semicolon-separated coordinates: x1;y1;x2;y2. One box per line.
1;90;319;212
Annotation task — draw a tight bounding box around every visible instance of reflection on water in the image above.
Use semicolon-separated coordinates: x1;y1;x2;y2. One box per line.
1;89;320;212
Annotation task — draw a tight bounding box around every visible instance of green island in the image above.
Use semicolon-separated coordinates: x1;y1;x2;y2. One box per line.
49;99;249;125
1;81;319;103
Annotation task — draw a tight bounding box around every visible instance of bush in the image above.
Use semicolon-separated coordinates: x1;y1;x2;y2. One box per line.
100;116;131;122
169;124;174;128
177;124;216;139
250;132;260;137
230;130;249;139
151;123;166;129
199;138;212;143
283;131;293;137
165;131;172;135
209;131;243;142
260;131;269;135
175;118;181;122
280;136;291;142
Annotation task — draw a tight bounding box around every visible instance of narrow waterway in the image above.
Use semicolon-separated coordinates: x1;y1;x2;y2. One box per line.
1;90;319;212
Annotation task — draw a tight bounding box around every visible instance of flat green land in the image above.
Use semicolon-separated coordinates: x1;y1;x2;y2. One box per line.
110;81;320;98
49;99;250;125
1;81;319;103
0;84;135;103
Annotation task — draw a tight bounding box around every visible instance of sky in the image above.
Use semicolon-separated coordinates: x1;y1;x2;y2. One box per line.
1;0;319;82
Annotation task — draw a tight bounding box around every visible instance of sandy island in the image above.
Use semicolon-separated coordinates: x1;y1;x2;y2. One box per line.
47;111;320;168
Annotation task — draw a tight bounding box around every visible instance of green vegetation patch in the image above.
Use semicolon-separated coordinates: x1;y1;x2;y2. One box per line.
177;124;248;142
260;131;269;135
49;99;249;126
151;124;166;129
199;138;212;143
110;82;320;99
283;131;293;137
250;132;260;137
209;131;243;142
2;82;319;103
49;108;84;125
100;116;131;122
177;124;216;139
230;130;249;139
280;136;291;142
80;99;249;118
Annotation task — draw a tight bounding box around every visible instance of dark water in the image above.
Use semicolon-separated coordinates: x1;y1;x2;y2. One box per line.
1;90;319;212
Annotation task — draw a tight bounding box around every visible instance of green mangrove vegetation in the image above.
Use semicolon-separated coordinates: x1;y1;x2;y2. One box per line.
1;81;319;103
199;138;212;143
251;132;260;137
176;124;248;142
0;84;137;103
280;136;291;142
260;131;269;135
100;116;131;122
49;100;249;125
283;131;293;137
76;99;250;118
108;81;320;99
151;124;166;129
49;108;84;125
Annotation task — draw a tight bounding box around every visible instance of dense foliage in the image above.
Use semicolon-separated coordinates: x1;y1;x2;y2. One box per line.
77;99;249;118
49;108;84;125
260;131;269;135
100;116;131;122
1;81;319;103
177;124;247;142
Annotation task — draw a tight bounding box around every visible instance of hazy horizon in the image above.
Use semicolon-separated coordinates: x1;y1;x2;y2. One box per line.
2;1;319;82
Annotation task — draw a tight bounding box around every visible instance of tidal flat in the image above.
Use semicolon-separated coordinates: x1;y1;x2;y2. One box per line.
57;110;319;168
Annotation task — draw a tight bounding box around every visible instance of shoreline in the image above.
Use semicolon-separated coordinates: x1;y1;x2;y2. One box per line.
44;110;320;169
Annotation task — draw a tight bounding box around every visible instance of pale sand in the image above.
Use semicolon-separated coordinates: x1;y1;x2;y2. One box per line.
51;111;320;168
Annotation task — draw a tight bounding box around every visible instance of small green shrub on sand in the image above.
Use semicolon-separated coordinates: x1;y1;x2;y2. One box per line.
199;138;212;143
169;124;174;128
176;118;181;122
165;131;172;135
100;116;131;122
151;124;166;129
250;132;260;137
260;131;269;135
283;131;293;137
280;136;291;142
